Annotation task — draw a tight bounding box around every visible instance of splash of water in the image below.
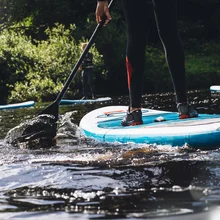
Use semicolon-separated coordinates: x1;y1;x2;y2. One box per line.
4;114;57;149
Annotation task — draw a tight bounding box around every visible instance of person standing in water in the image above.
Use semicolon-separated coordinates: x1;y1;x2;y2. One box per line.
80;43;96;99
95;0;198;126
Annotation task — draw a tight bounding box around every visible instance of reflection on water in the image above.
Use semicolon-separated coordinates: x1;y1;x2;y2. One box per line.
0;90;220;219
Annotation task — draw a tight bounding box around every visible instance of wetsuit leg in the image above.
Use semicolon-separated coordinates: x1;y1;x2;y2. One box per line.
122;0;149;108
87;69;96;99
153;0;187;103
82;70;88;98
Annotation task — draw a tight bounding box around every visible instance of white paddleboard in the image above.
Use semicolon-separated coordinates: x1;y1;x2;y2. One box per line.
210;85;220;93
0;101;35;110
79;105;220;149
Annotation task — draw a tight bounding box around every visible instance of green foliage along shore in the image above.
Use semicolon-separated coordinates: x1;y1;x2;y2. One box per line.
0;24;104;102
0;0;219;103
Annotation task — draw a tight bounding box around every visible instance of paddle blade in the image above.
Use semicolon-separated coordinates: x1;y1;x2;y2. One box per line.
38;101;59;120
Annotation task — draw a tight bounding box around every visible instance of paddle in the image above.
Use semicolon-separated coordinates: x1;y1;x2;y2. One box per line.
39;0;114;120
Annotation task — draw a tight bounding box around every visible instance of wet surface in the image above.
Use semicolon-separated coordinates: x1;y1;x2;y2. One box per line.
0;90;220;219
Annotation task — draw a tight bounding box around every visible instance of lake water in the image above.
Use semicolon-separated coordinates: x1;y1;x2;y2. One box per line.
0;90;220;220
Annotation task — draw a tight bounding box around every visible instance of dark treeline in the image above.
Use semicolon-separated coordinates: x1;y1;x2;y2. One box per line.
0;0;220;103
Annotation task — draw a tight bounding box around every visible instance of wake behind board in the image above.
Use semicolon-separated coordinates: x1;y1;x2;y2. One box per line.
79;105;220;149
60;97;112;105
0;101;35;110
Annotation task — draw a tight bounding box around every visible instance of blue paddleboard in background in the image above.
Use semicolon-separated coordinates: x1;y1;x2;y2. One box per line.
210;85;220;93
80;105;220;149
0;101;35;110
60;97;112;105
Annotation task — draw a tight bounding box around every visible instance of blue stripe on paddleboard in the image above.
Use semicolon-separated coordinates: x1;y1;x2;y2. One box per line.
82;128;220;149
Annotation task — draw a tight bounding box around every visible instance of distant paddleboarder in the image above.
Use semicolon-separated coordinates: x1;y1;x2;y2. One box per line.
80;43;96;100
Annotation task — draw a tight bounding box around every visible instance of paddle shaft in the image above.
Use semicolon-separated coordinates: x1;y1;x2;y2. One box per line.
55;0;114;103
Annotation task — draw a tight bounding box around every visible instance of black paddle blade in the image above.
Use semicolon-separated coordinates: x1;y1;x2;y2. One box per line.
38;101;59;120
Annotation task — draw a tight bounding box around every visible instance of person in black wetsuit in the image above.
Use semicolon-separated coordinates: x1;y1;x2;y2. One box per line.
96;0;198;126
80;43;96;99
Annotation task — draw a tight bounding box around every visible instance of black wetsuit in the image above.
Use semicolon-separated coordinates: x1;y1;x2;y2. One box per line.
123;0;187;108
81;52;96;99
